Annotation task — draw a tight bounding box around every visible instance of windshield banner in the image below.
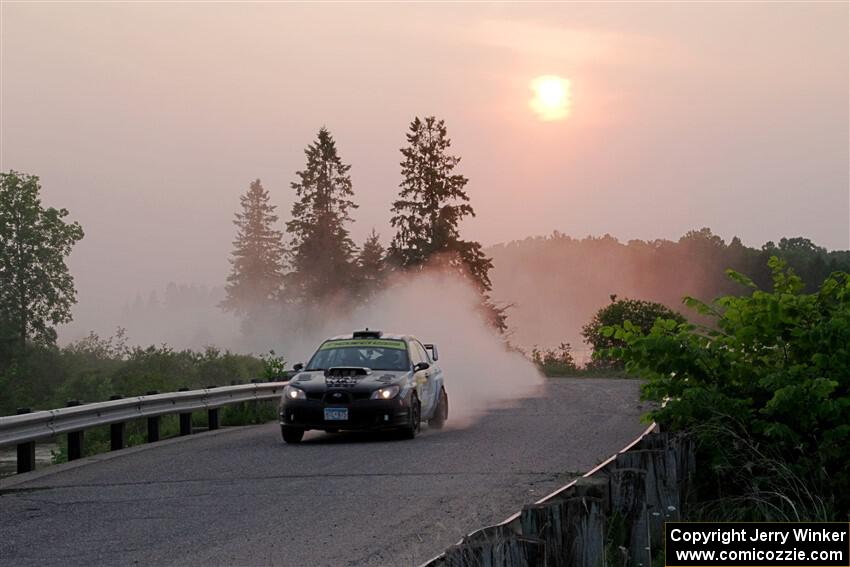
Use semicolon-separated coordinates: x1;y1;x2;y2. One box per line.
319;339;407;351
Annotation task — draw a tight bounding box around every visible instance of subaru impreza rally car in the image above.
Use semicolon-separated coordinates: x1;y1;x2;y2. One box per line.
279;329;448;443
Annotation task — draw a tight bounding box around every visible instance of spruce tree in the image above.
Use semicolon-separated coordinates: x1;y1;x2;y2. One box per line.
356;229;387;301
286;128;358;304
221;179;284;316
388;116;505;330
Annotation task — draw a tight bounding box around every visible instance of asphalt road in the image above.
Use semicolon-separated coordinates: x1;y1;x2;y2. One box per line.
0;378;646;567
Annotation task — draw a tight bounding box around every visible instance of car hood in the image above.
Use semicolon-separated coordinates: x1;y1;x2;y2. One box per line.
288;368;411;393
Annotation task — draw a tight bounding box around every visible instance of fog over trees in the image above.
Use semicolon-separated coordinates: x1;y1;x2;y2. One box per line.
388;117;504;331
285;127;359;308
2;131;848;415
221;179;285;326
4;118;847;362
487;229;850;351
216;118;503;342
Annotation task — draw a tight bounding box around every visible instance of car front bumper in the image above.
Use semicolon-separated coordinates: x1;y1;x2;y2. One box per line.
279;397;412;431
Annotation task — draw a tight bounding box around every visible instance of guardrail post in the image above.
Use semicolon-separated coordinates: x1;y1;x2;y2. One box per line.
66;400;85;460
146;391;160;442
16;408;36;474
617;440;679;550
179;412;192;436
147;416;160;442
109;395;126;451
249;379;260;415
207;385;219;430
208;408;219;430
610;467;650;567
178;387;192;436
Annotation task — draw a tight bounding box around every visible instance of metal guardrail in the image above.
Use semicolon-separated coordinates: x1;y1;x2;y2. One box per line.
418;421;660;566
0;381;288;474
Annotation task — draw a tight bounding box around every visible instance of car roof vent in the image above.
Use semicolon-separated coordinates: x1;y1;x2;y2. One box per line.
352;328;383;339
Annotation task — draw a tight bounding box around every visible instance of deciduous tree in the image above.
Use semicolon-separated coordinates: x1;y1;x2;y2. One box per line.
0;171;84;349
582;296;684;368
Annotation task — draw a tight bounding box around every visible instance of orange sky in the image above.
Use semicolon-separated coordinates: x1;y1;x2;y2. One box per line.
1;2;848;332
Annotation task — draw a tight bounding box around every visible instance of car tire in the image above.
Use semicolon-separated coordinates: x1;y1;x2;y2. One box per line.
400;394;420;440
429;387;448;429
281;427;305;444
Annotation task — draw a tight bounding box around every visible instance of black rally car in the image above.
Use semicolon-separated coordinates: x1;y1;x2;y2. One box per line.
279;330;448;443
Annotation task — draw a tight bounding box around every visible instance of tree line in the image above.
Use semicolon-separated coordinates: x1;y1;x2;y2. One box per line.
221;117;504;336
487;228;850;350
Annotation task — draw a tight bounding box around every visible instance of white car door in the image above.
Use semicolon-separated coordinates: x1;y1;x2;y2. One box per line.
412;340;437;418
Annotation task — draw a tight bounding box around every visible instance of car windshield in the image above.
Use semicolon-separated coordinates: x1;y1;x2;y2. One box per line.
306;339;410;371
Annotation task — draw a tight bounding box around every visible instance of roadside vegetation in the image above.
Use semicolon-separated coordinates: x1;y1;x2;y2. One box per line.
0;328;272;415
604;258;850;519
0;328;282;464
530;297;682;377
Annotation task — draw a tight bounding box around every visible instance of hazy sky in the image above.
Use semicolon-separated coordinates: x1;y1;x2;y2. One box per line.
1;2;848;334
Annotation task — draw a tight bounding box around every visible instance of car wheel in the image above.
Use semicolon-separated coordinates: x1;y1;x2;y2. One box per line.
400;394;420;440
428;387;448;429
281;427;305;444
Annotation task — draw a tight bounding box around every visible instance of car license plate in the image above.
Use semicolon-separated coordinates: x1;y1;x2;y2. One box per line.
324;407;348;421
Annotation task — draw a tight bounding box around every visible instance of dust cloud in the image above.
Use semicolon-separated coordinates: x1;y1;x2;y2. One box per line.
261;271;546;426
65;272;546;427
308;272;547;426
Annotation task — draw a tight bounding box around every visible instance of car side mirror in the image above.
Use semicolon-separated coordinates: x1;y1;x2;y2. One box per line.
293;363;304;372
413;362;430;372
425;343;438;361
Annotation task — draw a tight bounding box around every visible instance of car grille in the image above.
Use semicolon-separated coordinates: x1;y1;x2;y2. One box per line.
323;391;352;404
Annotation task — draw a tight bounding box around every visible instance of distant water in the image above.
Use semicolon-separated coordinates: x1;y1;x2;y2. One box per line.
0;441;59;478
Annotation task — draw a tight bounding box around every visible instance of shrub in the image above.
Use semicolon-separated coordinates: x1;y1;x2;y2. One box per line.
0;329;266;414
604;258;850;518
260;350;288;381
583;295;685;369
531;343;578;376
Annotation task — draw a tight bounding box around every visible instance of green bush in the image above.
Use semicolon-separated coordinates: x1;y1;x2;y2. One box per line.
604;258;850;518
0;331;265;415
260;350;288;381
583;296;685;369
531;343;578;376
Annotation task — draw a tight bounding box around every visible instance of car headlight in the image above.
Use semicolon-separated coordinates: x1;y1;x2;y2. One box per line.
370;385;400;400
284;385;306;401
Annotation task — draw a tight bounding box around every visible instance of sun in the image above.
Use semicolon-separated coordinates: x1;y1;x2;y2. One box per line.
529;75;571;121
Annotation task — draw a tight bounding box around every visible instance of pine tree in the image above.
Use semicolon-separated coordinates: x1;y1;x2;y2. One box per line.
356;229;387;301
286;128;358;304
388;116;506;331
221;179;284;316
